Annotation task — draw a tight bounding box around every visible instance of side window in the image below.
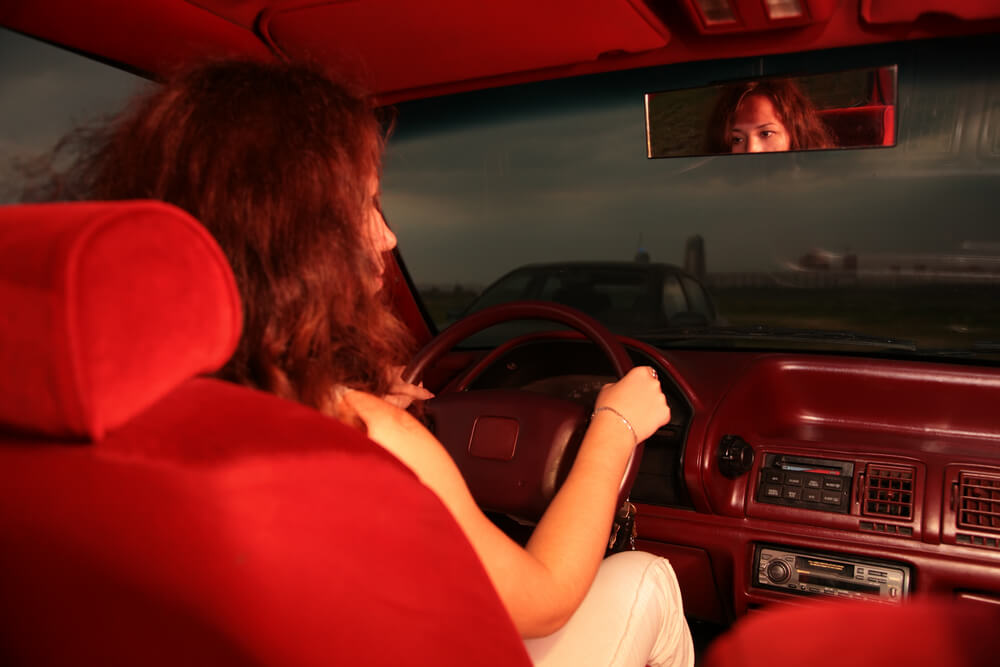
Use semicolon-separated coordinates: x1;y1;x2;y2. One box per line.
537;273;569;301
474;270;536;309
542;275;612;317
0;27;148;203
661;276;688;317
680;276;713;318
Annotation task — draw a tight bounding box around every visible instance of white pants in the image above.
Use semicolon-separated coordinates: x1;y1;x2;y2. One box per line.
523;551;694;667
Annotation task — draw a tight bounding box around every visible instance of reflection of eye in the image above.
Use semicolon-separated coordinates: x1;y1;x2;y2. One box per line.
759;130;776;139
730;135;745;145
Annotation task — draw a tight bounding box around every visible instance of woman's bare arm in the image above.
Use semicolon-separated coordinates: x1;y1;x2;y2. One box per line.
341;365;669;637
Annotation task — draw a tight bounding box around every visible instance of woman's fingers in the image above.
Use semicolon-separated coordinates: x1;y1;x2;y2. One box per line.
594;367;670;442
384;381;434;409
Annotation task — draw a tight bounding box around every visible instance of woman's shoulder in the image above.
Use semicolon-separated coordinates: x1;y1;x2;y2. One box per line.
340;387;406;424
340;388;436;453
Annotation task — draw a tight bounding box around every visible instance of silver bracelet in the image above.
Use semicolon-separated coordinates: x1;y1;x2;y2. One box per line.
591;406;637;446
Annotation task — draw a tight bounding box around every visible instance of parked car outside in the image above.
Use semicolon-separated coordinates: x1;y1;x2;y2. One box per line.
459;261;722;334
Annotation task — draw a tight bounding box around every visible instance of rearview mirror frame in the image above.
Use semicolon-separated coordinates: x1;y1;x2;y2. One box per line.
645;65;898;158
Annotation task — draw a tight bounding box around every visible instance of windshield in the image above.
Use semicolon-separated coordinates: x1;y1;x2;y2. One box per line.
383;35;1000;360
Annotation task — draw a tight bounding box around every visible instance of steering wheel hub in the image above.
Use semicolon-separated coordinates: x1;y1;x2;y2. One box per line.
405;301;642;522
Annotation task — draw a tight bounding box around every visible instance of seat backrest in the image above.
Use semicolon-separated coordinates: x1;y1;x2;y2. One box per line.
818;104;895;147
703;596;1000;667
0;201;530;667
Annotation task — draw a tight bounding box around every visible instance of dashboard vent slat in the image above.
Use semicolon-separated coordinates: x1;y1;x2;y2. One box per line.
862;464;914;520
958;472;1000;534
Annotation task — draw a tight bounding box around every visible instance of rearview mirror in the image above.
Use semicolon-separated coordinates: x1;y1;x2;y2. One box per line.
645;65;897;158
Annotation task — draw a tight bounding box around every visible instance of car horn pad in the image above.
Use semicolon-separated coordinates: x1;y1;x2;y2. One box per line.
425;388;589;523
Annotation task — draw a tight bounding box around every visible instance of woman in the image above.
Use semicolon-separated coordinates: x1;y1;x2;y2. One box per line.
706;78;835;154
33;59;693;666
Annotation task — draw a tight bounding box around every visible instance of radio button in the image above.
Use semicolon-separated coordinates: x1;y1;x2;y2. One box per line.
784;473;803;486
783;487;802;500
823;478;845;491
820;492;842;505
763;485;782;499
804;489;821;503
764;470;783;484
805;476;823;489
766;560;791;584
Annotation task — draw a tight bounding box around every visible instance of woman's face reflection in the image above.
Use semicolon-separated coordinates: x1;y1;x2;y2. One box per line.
729;95;791;153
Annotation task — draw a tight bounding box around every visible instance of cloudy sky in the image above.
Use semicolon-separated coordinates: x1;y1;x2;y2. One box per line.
0;28;147;189
381;60;999;287
3;26;996;289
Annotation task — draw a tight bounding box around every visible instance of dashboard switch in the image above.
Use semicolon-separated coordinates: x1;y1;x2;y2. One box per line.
718;435;755;479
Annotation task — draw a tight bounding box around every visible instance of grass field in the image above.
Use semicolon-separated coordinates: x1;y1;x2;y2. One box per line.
711;284;1000;349
417;282;1000;353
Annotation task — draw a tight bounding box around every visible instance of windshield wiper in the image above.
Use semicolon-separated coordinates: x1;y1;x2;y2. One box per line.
639;325;918;351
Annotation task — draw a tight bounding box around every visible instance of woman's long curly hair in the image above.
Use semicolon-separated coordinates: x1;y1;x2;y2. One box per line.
26;59;413;415
705;78;835;153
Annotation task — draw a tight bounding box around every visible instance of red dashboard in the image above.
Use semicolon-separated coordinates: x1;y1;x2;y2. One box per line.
437;336;1000;621
627;345;1000;620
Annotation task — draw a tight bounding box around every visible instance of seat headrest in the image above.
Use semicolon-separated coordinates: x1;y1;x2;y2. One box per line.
0;201;241;440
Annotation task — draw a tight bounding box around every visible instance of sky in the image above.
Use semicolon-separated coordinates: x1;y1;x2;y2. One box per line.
381;77;1000;287
0;27;148;202
3;26;997;289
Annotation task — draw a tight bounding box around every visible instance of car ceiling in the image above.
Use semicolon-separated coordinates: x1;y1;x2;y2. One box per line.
1;0;998;104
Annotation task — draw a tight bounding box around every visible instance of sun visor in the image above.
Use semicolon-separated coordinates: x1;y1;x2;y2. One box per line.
252;0;669;95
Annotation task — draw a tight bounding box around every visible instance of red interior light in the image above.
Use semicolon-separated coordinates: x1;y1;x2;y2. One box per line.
764;0;805;20
695;0;738;24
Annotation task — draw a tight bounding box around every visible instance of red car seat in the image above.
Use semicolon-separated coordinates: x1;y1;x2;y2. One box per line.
0;201;531;667
818;104;896;147
703;596;1000;667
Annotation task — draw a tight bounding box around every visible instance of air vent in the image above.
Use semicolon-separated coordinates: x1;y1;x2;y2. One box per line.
859;520;913;537
957;472;1000;534
862;464;914;519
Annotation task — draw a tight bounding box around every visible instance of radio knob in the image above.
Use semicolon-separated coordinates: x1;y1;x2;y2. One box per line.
766;560;791;584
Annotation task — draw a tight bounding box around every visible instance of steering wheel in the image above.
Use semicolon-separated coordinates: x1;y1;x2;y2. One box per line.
403;300;642;523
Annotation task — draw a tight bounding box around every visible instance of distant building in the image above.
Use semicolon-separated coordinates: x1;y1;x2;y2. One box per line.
685;235;706;279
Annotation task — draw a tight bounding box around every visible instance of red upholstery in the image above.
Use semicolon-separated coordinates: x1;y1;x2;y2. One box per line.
0;202;531;667
703;597;1000;667
0;201;241;440
818;105;895;147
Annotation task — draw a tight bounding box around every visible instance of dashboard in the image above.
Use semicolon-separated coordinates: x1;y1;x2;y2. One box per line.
456;336;1000;622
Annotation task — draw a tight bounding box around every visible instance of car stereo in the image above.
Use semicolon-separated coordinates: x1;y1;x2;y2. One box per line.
756;453;854;513
753;544;911;603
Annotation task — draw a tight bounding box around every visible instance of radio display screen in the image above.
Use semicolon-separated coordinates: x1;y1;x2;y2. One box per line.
797;573;880;594
796;556;854;578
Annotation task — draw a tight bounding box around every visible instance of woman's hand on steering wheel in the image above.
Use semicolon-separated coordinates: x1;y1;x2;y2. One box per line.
593;366;671;450
384;365;435;409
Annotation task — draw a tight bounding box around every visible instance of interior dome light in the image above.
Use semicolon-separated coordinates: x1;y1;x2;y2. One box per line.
764;0;805;19
695;0;738;24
